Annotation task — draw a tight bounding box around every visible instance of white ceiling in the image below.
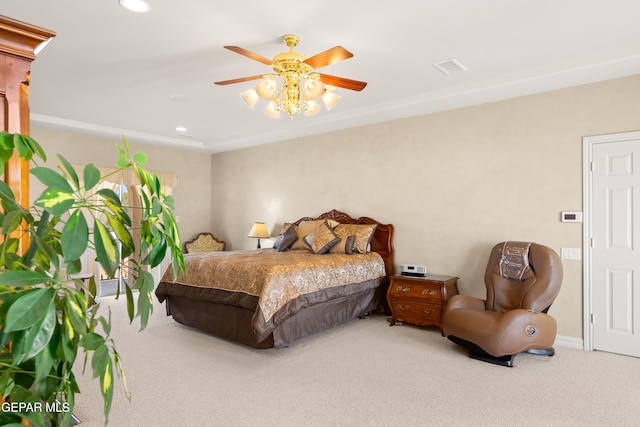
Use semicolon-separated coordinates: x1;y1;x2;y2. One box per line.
4;1;640;153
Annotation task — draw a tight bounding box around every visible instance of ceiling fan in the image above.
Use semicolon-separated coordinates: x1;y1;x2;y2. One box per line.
215;34;367;119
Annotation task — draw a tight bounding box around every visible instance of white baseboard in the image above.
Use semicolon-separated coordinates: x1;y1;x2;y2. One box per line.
554;334;584;350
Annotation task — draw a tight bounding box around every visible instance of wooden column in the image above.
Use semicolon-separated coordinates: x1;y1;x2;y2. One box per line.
0;15;55;251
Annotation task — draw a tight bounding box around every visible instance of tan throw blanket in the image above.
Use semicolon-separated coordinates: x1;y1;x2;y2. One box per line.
159;249;386;322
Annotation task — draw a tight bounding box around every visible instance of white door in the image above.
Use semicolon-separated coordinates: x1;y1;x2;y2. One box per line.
590;135;640;357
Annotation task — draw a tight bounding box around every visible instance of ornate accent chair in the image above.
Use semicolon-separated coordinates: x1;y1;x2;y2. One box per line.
442;242;563;367
184;232;226;253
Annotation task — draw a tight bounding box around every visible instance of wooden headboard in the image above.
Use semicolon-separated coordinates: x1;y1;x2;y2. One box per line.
293;209;395;277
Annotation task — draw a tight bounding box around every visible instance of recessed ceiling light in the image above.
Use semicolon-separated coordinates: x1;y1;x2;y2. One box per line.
176;126;188;132
119;0;150;13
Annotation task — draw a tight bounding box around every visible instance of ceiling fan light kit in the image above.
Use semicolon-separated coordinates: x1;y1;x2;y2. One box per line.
215;34;367;120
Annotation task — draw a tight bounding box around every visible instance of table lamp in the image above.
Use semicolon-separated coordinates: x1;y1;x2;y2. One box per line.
248;222;270;249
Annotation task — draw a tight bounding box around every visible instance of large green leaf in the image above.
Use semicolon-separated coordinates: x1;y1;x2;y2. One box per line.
65;258;82;275
0;270;51;288
0;179;16;202
13;133;31;160
1;210;22;235
101;356;114;424
0;130;14;148
21;134;47;162
30;167;74;193
135;271;154;330
0;146;13;175
91;344;109;380
133;151;148;165
83;163;101;191
34;332;57;382
64;292;87;335
79;333;105;351
105;212;134;259
4;287;54;332
94;219;118;278
144;234;167;268
12;134;46;163
34;188;75;215
97;188;131;225
125;284;134;322
56;154;79;190
60;314;77;364
23;300;56;360
61;209;89;262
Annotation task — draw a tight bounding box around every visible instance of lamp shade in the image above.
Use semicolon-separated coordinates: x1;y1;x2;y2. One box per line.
248;222;270;239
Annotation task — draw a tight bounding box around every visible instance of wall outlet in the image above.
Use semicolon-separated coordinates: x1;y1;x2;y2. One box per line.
561;248;581;260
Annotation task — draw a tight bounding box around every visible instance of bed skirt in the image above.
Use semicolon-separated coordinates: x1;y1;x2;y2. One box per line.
164;284;387;349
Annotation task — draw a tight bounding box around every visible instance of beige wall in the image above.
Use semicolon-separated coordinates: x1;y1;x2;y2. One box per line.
210;74;640;340
28;128;211;245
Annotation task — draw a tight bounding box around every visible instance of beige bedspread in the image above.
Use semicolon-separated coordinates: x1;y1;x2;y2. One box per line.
159;249;386;322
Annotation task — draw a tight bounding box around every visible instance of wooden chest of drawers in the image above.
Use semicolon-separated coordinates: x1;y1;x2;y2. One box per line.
387;274;458;335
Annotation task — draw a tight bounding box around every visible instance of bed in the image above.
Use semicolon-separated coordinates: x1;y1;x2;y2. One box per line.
155;209;394;349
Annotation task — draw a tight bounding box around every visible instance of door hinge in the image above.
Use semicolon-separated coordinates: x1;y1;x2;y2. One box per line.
590;313;594;323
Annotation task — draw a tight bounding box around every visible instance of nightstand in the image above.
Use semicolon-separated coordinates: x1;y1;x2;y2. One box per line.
387;274;458;336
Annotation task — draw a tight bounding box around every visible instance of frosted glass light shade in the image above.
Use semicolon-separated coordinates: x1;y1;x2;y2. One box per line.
264;101;281;119
240;89;259;109
322;91;341;110
304;80;324;100
304;100;321;116
256;79;276;99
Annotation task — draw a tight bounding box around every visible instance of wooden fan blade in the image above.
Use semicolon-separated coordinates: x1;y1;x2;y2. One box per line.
318;73;367;91
224;46;273;66
304;46;353;69
214;75;264;85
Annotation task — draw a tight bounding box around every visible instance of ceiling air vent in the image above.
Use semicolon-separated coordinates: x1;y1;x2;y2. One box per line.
433;59;467;75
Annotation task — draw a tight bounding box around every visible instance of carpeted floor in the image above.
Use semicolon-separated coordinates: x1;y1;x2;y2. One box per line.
72;295;640;426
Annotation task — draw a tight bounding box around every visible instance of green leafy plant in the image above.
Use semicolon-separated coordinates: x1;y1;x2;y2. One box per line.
0;132;185;426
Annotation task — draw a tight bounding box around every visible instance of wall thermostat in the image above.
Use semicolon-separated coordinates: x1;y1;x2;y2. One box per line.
561;211;583;223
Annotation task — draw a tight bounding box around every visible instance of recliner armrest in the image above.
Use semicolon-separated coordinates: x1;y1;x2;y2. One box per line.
445;294;485;311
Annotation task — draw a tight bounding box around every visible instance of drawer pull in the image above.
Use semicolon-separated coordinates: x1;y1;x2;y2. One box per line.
397;286;411;292
422;308;435;314
397;304;411;310
422;289;437;296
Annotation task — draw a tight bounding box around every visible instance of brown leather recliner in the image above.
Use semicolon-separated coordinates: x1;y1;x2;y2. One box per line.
442;242;563;367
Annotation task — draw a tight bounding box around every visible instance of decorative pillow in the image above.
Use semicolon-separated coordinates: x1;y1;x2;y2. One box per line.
272;224;298;252
333;224;377;253
290;219;339;250
329;234;356;254
303;220;341;254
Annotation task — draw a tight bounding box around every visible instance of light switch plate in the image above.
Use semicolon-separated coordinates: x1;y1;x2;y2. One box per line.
561;248;581;260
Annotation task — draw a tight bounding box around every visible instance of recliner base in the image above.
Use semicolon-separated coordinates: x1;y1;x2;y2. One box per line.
447;335;556;367
469;350;516;367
